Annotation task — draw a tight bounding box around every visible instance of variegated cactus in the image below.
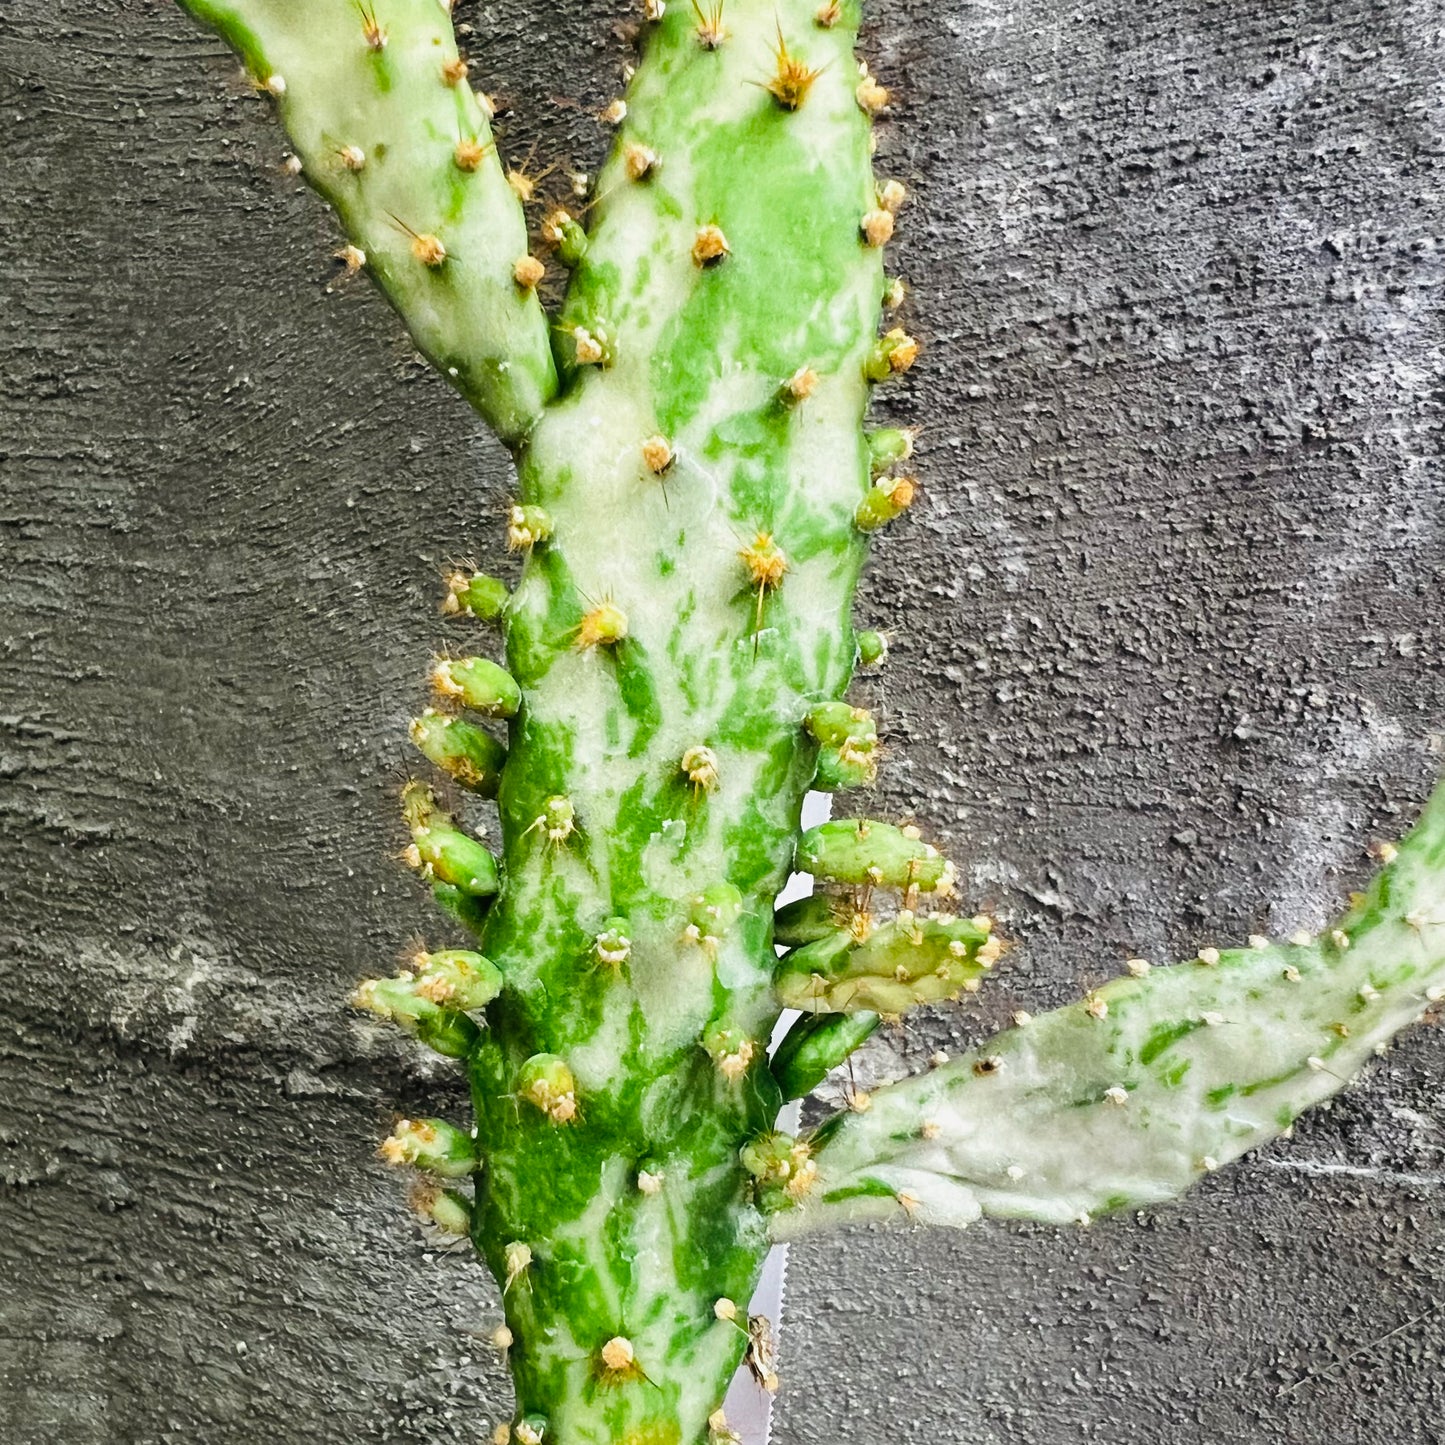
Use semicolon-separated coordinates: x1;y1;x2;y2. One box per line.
172;2;1445;1441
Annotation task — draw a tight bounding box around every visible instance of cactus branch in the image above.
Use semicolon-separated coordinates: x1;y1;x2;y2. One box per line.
177;0;558;441
774;786;1445;1237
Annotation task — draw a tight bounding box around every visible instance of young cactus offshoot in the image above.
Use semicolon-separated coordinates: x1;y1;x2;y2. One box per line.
171;1;1445;1441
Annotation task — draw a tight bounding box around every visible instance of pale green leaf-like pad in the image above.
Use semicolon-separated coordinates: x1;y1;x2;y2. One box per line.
775;784;1445;1237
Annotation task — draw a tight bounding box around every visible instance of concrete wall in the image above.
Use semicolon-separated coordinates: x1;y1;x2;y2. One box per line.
2;0;1442;1439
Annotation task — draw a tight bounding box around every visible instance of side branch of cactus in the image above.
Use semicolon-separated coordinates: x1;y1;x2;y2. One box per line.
178;0;558;441
770;784;1445;1238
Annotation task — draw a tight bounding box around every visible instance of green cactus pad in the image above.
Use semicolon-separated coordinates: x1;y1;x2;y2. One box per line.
776;785;1445;1235
177;0;557;442
771;1010;881;1100
432;657;523;718
382;1117;477;1178
775;913;995;1014
796;819;953;892
410;710;507;795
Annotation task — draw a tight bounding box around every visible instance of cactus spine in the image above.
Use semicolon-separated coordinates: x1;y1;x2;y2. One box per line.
171;2;1445;1440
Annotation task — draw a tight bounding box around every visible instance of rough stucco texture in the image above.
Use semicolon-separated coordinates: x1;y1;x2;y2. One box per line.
2;0;1443;1440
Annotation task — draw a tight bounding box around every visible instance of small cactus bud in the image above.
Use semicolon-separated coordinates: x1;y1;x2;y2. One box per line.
600;99;628;125
575;602;628;649
541;209;589;266
686;882;745;954
775;913;991;1014
771;1011;881;1100
400;782;500;897
338;144;366;172
443;570;510;620
865;327;919;380
409;710;506;795
518;1054;578;1123
882;275;906;309
351;971;482;1057
867;427;915;475
431;656;522;717
808;702;880;788
507;505;553;550
857;629;889;666
515;1417;547;1445
408;1180;471;1236
441;55;469;86
815;0;842;24
379;1117;476;1177
337;244;367;274
410;948;504;1011
644;0;666;19
703;1023;757;1082
692;224;730;267
855;474;917;531
263;73;286;97
796;818;950;892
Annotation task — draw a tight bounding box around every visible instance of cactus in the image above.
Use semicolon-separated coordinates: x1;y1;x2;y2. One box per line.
168;1;1445;1441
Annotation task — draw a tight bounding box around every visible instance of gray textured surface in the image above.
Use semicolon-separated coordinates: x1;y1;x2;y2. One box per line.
2;0;1443;1441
